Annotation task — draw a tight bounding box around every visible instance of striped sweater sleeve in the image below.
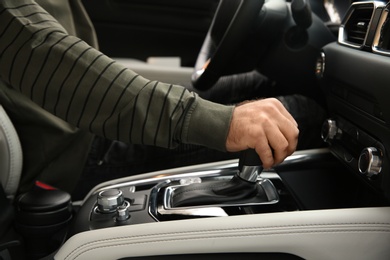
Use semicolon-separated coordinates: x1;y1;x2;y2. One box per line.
0;0;234;151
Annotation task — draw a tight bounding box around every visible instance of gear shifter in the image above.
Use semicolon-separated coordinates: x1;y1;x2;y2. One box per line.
237;148;263;182
170;149;276;208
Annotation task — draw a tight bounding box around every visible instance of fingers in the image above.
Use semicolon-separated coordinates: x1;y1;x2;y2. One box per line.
254;145;274;169
226;98;299;168
267;119;298;167
260;101;299;168
255;116;298;169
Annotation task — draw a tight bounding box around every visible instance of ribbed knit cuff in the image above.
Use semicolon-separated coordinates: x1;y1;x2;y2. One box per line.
184;97;234;151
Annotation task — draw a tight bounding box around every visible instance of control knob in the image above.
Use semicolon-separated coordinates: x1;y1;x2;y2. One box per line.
358;147;382;178
321;119;342;143
97;189;124;213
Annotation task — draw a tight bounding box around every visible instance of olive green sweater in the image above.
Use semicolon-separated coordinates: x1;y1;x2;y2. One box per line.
0;0;233;193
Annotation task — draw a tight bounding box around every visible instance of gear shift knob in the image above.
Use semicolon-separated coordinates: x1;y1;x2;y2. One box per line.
238;149;263;183
170;149;277;208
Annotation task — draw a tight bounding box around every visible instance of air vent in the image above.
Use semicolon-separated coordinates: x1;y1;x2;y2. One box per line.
339;1;384;49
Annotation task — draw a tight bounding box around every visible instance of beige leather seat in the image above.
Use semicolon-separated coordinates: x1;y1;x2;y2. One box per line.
0;104;22;200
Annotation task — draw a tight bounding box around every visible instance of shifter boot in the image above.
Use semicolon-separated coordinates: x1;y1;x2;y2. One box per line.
171;175;265;207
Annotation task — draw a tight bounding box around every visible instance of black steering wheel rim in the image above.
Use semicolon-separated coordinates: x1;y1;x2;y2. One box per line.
191;0;265;90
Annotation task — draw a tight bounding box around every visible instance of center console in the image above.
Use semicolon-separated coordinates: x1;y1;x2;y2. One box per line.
50;145;390;260
68;149;302;236
67;145;388;240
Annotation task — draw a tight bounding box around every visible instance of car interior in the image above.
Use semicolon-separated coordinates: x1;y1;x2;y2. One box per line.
1;0;390;259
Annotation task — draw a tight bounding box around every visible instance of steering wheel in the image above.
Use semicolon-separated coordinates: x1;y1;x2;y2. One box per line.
191;0;265;90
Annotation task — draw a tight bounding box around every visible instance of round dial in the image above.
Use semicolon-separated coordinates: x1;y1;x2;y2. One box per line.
358;147;382;178
97;189;124;213
321;119;341;143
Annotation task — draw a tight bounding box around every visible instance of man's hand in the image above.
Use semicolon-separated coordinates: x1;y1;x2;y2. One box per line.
226;98;299;169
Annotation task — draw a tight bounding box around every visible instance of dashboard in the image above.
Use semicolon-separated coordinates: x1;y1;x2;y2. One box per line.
319;0;390;200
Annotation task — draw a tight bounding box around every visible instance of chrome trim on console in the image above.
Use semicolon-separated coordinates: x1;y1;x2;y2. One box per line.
84;148;330;202
161;177;279;211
